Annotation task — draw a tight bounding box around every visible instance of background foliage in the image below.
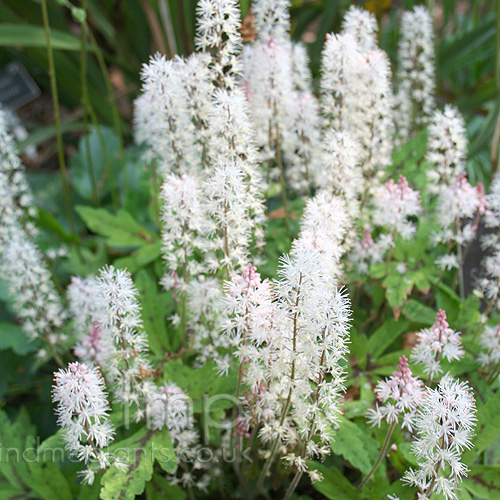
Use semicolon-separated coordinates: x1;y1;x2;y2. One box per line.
0;0;500;499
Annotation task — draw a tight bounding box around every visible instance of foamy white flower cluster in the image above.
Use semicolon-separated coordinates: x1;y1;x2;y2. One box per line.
475;251;500;313
188;275;226;365
135;55;201;177
477;325;500;382
223;241;351;480
295;193;350;281
145;382;210;490
94;266;154;411
320;32;361;130
426;106;468;189
0;108;37;233
243;37;294;162
160;173;209;293
242;2;325;196
341;5;378;52
372;174;422;239
53;362;115;485
412;310;464;378
403;376;476;500
195;0;242;87
203;162;253;276
283;92;322;194
350;229;392;274
396;6;436;140
317;130;362;202
0;226;67;350
366;355;424;432
435;174;485;249
68;275;106;364
482;173;500;250
206;89;266;235
320;10;394;188
0;110;67;361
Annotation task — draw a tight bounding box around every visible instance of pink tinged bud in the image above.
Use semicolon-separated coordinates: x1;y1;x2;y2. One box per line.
476;182;487;215
361;229;374;249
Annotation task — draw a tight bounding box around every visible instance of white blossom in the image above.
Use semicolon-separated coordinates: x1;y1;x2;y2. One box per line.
53;362;115;484
283;92;322;194
482;173;500;251
291;43;312;92
0;107;37;234
435;174;485;247
477;325;500;382
412;310;464;378
160;173;210;293
341;5;378;52
366;355;424;432
426;106;467;189
475;250;500;312
372;174;422;239
295;193;350;282
319;33;363;130
243;38;294;163
95;266;154;411
396;6;436;140
135;54;199;177
68;275;107;364
203;162;253;277
350;229;392;274
223;245;351;478
0;223;67;350
195;0;242;88
253;0;291;44
206;89;266;245
403;376;476;500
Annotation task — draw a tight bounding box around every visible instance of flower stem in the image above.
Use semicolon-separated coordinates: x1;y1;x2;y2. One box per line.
41;0;78;244
78;0;98;206
283;469;303;500
88;28;127;190
359;420;396;489
385;228;398;274
275;123;290;240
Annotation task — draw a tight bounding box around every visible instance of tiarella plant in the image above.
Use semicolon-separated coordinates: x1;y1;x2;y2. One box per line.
0;1;498;500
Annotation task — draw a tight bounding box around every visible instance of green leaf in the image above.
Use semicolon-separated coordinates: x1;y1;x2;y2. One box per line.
367;318;410;359
0;409;36;490
331;417;379;475
406;269;431;293
101;428;176;500
392;130;428;167
308;461;361;500
18;121;85;154
383;274;412;309
151;429;177;474
145;475;186;499
463;466;500;499
0;481;26;499
135;270;173;356
456;294;481;331
463;390;500;462
26;434;73;500
136;241;162;266
401;299;436;326
0;322;37;355
36;208;74;243
162;360;237;413
76;206;155;248
70;127;120;201
0;24;86;51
